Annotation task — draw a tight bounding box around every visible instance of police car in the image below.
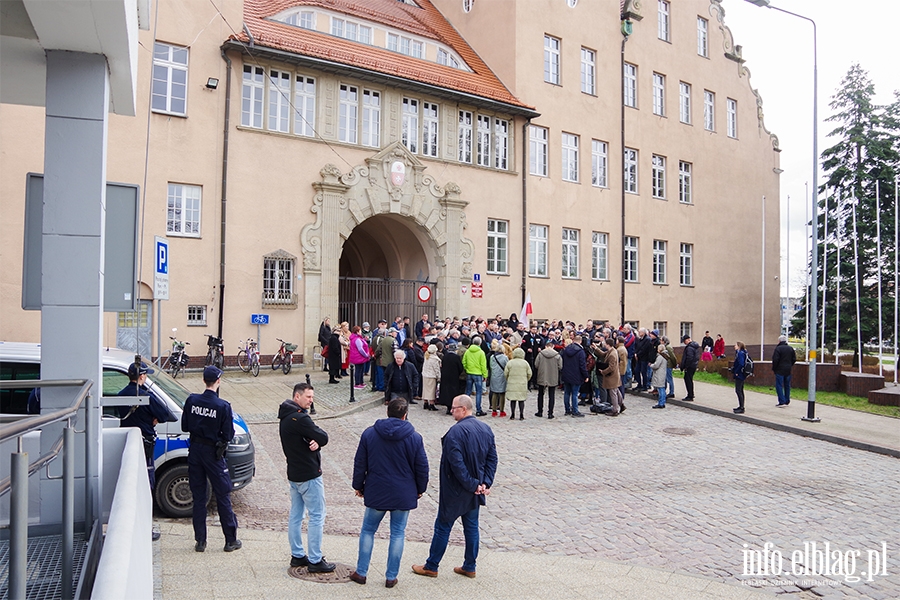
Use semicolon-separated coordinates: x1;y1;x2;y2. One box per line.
0;342;255;517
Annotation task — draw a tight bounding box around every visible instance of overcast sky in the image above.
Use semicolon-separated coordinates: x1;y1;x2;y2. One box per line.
720;0;900;298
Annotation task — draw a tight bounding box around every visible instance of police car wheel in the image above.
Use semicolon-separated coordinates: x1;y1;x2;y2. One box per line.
155;464;210;518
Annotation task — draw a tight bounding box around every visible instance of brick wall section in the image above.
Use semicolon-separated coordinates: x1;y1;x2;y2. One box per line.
839;372;885;398
723;361;843;392
868;387;900;406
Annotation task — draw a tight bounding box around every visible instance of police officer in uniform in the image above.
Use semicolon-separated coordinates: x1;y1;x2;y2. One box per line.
182;365;241;552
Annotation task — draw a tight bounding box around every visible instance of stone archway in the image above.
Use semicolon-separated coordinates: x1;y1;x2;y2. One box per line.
300;142;473;357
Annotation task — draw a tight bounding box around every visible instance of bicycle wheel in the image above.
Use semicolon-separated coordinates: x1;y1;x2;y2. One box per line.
282;354;292;375
237;349;249;373
205;349;214;367
162;354;173;373
214;351;224;370
172;357;183;378
272;353;282;370
251;356;260;377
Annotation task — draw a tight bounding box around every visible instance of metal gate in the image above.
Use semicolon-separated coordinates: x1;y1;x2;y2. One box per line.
338;278;436;328
116;300;152;355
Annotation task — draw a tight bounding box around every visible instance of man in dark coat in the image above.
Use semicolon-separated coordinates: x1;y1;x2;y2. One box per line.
327;329;343;383
560;337;588;417
680;335;701;401
349;398;429;587
412;395;498;579
384;350;419;405
771;335;797;406
438;343;465;413
318;317;332;372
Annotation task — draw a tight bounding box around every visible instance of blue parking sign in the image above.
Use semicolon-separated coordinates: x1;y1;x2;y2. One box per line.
156;239;168;274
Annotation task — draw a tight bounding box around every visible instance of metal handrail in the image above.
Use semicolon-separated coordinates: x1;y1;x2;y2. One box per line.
0;379;92;442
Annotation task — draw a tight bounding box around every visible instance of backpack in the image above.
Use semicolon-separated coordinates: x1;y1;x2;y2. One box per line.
742;353;754;377
585;350;596;373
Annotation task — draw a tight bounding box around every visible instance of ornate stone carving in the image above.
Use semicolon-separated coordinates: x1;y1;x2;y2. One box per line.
622;0;643;21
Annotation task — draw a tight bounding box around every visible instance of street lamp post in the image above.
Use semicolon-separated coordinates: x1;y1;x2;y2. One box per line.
746;0;820;421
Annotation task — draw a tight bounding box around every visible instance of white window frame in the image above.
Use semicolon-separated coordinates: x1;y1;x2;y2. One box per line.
592;232;608;281
294;75;316;137
437;49;461;69
402;97;419;153
624;148;638;194
651;155;666;199
263;256;295;306
652;73;665;116
658;1;670;42
697;17;709;57
283;10;315;29
362;89;381;147
680;243;693;286
624;236;639;283
339;84;359;144
562;132;579;183
623;63;637;108
581;47;596;95
241;64;264;129
458;110;473;163
727;98;738;138
653;239;667;285
653;321;667;338
679;161;693;204
487;219;509;275
476;114;491;167
387;33;423;58
529;224;548;277
331;16;372;44
562;228;579;279
152;43;188;116
591;140;608;188
422;102;439;157
187;305;207;326
704;90;715;131
544;35;561;85
681;321;693;340
529;125;548;177
679;82;691;124
267;69;291;133
167;183;201;238
494;118;509;170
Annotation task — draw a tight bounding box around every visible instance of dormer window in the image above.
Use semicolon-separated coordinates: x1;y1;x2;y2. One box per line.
282;10;315;29
332;16;372;44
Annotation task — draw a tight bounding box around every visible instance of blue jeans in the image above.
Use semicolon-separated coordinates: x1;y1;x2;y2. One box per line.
775;373;792;405
465;374;484;412
355;508;409;580
624;357;633;386
666;368;675;396
288;476;326;563
656;386;666;407
563;382;581;414
374;364;385;391
424;506;480;573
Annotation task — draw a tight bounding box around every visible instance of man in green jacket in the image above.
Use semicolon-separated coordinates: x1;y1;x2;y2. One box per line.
462;337;488;416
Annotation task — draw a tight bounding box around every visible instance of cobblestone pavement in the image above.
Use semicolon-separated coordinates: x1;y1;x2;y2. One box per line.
168;366;899;599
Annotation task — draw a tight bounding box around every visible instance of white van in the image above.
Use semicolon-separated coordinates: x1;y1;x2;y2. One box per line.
0;341;255;517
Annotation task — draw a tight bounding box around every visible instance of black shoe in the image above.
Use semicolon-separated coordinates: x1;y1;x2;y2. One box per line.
548;414;554;419
652;404;665;409
195;540;207;552
409;399;418;404
308;558;337;573
475;411;488;417
620;404;626;413
572;412;585;418
328;379;339;384
291;555;310;568
682;397;694;402
666;394;675;399
152;530;161;541
534;412;543;417
519;415;524;420
224;539;242;552
733;407;745;414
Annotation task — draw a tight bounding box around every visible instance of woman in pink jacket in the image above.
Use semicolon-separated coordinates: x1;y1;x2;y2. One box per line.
349;326;371;389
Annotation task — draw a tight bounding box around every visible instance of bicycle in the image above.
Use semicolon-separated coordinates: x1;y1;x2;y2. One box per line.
162;329;190;378
271;338;296;375
204;334;225;369
237;338;260;377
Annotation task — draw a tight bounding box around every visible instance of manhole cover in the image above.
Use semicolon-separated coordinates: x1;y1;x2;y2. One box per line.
662;427;696;436
288;562;353;583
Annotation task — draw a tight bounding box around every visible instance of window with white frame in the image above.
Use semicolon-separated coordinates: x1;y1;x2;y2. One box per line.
463;0;474;13
581;47;596;95
679;161;693;204
704;90;715;131
459;110;473;163
494;119;509;170
658;1;670;42
653;321;667;338
653;73;665;116
331;17;372;44
624;236;639;282
268;70;291;133
726;98;737;138
339;84;359;143
697;17;709;57
263;254;295;306
592;232;608;280
651;154;666;199
437;49;461;69
402;97;419;153
294;75;316;137
529;125;548;176
241;65;264;128
476;115;491;167
679;82;691;124
624;148;638;194
623;63;637;108
187;305;207;326
422;102;439;157
487;219;508;274
680;321;693;340
529;224;548;277
544;35;561;84
282;10;315;29
562;133;579;182
591;140;608;188
387;33;424;58
562;228;579;279
152;43;188;116
653;240;667;284
362;89;381;147
680;243;693;286
167;183;201;237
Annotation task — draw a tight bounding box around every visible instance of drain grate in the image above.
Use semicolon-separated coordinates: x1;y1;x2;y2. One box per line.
662;427;697;436
0;533;87;600
287;562;353;583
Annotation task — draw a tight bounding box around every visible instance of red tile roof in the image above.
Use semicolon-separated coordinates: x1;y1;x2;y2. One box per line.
234;0;534;112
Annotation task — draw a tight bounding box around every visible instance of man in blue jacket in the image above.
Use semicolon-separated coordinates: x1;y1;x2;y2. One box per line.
348;398;428;588
412;394;498;579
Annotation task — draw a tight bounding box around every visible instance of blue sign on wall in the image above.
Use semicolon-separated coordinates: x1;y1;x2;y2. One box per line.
251;314;269;325
156;239;168;274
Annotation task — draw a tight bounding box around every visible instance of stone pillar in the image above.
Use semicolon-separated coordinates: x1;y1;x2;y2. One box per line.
439;184;471;320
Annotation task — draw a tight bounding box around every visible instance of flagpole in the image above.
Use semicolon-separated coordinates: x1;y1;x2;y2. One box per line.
821;188;827;356
877;180;883;376
835;193;842;364
852;195;863;373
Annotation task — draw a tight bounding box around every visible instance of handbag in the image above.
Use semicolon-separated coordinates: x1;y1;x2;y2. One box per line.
321;345;329;358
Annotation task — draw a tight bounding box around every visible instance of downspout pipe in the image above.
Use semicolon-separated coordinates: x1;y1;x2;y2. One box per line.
522;118;531;307
218;48;233;338
620;31;629;327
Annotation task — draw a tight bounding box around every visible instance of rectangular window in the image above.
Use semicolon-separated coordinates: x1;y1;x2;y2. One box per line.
624;148;638;194
388;33;420;56
529;224;548;277
187;305;207;326
581;47;596;95
458;110;473;163
653;240;667;284
487;219;509;275
402;97;419;153
679;82;691;124
680;243;693;286
263;257;294;305
651;154;666;199
339;84;359;143
658;1;670;42
331;17;372;44
679;161;693;204
299;11;315;29
623;63;637;108
241;64;264;128
167;183;201;237
529;125;548;176
294;75;316;137
422;102;439;157
681;321;693;340
653;73;665;116
624;236;639;282
152;43;188;116
591;140;608;188
476;115;491;167
267;70;291;133
592;232;608;280
562;228;579;279
544;35;560;84
704;90;715;131
653;321;667;338
437;49;461;69
697;17;709;57
494;119;509;170
362;89;381;147
727;98;738;138
562;133;579;182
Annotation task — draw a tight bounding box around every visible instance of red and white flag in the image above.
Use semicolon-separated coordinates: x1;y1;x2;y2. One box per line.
519;293;533;328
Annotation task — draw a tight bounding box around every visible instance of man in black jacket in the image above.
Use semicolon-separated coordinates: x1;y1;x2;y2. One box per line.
771;336;797;406
384;350;420;405
279;382;335;573
318;317;332;372
680;335;701;401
